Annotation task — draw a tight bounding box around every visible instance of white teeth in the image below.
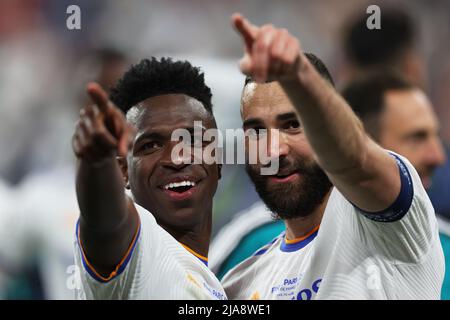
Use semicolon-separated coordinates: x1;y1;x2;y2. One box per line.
163;180;196;190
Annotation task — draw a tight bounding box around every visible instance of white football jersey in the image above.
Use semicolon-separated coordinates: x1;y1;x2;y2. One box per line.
222;153;445;300
0;168;79;300
74;203;227;300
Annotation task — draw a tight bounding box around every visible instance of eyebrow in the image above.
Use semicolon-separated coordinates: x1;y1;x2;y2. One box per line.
243;118;264;128
404;129;429;140
135;123;208;141
243;112;299;128
276;112;298;122
134;131;164;144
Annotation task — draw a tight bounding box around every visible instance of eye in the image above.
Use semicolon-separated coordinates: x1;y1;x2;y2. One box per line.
408;131;427;142
140;141;162;152
282;120;300;131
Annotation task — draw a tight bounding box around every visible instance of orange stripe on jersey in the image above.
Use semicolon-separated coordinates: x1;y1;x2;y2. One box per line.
77;217;141;282
285;224;320;244
180;243;208;263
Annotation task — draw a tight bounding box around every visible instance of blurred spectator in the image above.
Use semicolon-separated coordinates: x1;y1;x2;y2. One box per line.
0;0;72;185
342;6;450;299
0;178;15;297
342;5;450;217
342;73;446;189
341;71;449;299
0;168;78;299
0;48;129;299
342;7;425;88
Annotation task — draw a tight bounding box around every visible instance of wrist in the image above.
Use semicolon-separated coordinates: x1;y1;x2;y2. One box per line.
279;53;310;86
80;152;117;168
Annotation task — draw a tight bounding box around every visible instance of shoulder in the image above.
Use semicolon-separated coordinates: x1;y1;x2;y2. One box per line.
330;151;430;223
326;152;440;263
133;201;161;231
221;233;282;283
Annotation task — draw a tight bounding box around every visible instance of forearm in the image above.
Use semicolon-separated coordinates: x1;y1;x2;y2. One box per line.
232;15;401;212
280;57;400;211
280;58;370;178
76;156;129;232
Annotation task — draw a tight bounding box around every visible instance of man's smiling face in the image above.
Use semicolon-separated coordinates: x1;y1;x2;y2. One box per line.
125;93;220;231
242;82;332;220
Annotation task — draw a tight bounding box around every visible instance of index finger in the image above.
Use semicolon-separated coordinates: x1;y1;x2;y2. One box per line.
231;13;259;51
86;82;111;114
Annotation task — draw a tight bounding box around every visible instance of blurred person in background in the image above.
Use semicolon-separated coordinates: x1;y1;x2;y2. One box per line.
341;72;448;299
0;178;16;297
342;7;425;88
0;0;72;299
342;7;450;300
342;73;446;191
0;0;69;185
0;48;129;299
343;6;450;226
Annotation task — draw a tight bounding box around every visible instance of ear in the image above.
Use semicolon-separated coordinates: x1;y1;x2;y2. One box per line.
117;156;130;189
218;164;222;180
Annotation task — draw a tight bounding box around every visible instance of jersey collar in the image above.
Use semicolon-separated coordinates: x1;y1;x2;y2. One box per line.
280;225;320;252
180;243;209;266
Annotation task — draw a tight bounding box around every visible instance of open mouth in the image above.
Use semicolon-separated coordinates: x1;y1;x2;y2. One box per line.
163;180;197;193
160;178;200;201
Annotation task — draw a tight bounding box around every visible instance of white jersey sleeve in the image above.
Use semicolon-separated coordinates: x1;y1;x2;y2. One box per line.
348;151;440;263
74;203;226;300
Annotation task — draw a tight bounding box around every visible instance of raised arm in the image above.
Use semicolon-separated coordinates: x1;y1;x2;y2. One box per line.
73;82;138;277
231;13;401;213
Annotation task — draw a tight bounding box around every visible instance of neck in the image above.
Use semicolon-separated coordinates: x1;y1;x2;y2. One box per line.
160;205;212;259
284;190;331;240
177;227;211;259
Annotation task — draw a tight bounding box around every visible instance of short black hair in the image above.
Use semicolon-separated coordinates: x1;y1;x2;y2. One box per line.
244;52;335;87
110;57;213;115
341;72;415;140
344;8;416;67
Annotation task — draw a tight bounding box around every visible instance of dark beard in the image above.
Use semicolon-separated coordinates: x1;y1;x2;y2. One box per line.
246;156;332;220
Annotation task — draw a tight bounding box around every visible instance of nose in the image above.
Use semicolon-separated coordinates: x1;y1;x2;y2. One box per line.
159;141;192;170
268;130;290;159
